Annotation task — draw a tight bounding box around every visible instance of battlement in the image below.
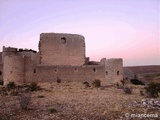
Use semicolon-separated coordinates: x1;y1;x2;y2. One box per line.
3;46;17;52
18;48;37;53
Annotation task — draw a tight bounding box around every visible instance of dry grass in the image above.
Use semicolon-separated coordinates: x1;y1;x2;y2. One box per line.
0;82;159;120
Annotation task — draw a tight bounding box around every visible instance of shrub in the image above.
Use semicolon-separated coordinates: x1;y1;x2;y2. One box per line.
48;107;58;113
37;95;44;98
83;81;90;87
92;79;101;88
123;87;132;94
116;82;123;89
57;78;61;83
0;81;3;85
10;89;18;96
0;113;11;120
139;90;145;96
18;93;31;110
7;81;16;90
120;79;125;86
145;82;160;98
29;82;41;91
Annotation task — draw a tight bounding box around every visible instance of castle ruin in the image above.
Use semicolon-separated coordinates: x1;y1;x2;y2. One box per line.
0;33;123;85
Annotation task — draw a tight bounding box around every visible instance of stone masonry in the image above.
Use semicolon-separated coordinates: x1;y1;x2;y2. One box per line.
0;33;123;85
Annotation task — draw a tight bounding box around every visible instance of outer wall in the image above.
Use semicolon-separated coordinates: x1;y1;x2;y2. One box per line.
33;65;106;84
3;56;25;85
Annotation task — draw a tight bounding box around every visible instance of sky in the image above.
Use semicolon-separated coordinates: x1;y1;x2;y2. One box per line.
0;0;159;66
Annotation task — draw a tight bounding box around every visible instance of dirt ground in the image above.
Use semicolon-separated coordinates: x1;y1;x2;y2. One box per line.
0;82;159;120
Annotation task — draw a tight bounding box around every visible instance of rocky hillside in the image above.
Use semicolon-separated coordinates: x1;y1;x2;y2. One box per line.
124;65;160;84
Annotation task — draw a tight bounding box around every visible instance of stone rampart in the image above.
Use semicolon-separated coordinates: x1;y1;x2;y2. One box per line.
33;65;105;83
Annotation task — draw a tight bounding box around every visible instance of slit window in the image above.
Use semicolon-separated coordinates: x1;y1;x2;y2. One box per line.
55;69;58;73
93;68;96;73
106;71;108;75
33;69;36;74
117;71;120;75
0;71;2;75
61;37;66;44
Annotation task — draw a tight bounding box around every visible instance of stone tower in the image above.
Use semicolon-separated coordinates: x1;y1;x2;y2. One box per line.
39;33;85;66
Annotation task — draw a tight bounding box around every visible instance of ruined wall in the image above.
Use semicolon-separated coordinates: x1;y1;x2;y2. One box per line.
3;55;25;85
104;58;123;84
33;65;105;83
39;33;85;66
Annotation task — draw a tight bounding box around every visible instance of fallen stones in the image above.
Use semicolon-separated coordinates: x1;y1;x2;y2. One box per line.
132;98;160;109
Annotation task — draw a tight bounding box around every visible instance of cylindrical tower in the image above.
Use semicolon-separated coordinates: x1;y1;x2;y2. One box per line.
2;46;17;63
3;55;25;85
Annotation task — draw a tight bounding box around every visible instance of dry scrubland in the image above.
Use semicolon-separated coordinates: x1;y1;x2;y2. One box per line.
0;82;160;120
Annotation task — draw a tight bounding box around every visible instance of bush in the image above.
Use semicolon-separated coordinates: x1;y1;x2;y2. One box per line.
83;81;90;87
130;79;145;85
57;78;61;83
92;79;101;88
29;82;41;91
123;87;132;94
10;89;18;96
145;82;160;98
139;90;145;96
116;82;123;89
0;81;3;85
18;93;31;110
48;107;58;113
120;79;125;86
37;95;44;98
7;81;16;90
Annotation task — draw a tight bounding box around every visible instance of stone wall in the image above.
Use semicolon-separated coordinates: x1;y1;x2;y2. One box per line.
3;53;39;85
0;33;124;85
3;55;25;85
39;33;85;66
33;65;105;83
105;58;123;84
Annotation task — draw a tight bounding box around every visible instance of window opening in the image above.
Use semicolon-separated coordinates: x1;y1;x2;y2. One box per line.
117;71;120;75
106;71;108;75
55;69;58;73
33;69;36;74
61;37;66;44
93;68;96;72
